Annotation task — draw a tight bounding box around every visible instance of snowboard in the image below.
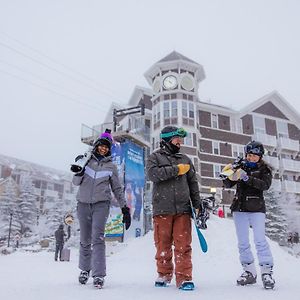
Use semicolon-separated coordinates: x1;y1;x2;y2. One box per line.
190;202;208;253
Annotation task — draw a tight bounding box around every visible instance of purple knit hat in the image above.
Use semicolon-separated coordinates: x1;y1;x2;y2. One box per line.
94;129;113;149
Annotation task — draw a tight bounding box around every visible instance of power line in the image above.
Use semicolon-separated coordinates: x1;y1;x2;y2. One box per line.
0;68;104;111
0;58;106;109
0;38;123;103
0;31;122;101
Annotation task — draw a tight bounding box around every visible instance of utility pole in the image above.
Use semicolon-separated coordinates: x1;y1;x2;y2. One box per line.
113;104;145;132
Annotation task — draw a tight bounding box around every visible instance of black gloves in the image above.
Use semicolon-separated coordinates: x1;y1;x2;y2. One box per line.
196;207;209;230
70;164;82;173
70;164;85;176
121;206;131;230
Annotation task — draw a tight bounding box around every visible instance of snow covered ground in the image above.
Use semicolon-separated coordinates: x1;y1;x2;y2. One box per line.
1;215;300;300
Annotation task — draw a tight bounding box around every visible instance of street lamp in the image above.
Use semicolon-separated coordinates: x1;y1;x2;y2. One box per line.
7;212;13;247
210;187;217;208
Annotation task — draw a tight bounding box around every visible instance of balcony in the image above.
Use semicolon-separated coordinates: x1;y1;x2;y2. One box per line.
270;179;281;192
279;158;300;174
263;155;279;170
281;180;300;194
253;133;277;149
277;137;299;154
81;124;101;146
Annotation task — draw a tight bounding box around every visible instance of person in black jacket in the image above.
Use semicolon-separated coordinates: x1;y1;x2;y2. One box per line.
222;141;275;289
54;224;66;261
147;126;203;290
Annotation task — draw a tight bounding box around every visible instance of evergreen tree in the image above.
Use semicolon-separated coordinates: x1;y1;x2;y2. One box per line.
264;188;288;245
44;196;64;237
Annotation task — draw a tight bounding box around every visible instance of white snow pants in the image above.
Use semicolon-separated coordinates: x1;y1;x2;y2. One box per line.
233;212;273;271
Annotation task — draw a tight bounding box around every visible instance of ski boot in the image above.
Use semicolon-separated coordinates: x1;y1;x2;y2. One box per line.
262;273;275;289
78;270;90;285
179;281;195;291
93;276;105;289
236;271;257;286
154;276;171;287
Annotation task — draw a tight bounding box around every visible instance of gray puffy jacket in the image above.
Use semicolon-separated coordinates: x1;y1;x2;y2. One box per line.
72;154;125;206
147;147;202;216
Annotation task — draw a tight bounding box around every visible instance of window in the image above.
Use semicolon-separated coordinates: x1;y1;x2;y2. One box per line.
153;106;157;124
212;114;218;129
232;144;244;158
231;118;242;133
212;141;219;155
184;133;193;146
182;101;188;117
253;115;266;134
171;101;177;117
213;165;221;178
163;102;170;118
188;103;194;119
277;120;288;138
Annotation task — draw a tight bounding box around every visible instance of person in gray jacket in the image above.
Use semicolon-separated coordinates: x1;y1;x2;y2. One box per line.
147;126;203;290
71;129;131;289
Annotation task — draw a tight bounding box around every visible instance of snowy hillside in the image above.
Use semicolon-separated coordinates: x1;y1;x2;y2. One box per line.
1;215;300;300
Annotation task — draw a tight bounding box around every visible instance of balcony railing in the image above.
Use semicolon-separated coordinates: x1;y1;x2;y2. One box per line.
81;124;101;146
281;180;300;194
253;133;277;148
277;137;299;153
280;158;300;173
263;155;279;170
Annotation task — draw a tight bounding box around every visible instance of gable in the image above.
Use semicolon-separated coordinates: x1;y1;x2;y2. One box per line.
253;101;289;120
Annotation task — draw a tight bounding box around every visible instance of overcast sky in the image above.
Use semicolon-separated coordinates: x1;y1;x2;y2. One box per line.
1;0;300;171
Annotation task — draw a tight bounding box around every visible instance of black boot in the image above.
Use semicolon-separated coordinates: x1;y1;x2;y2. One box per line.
93;276;104;289
237;271;257;286
78;270;90;285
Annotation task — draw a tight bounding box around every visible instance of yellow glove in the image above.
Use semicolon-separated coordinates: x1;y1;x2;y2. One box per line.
177;164;190;175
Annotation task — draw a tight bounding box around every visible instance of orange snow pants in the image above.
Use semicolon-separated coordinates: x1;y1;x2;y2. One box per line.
153;214;192;287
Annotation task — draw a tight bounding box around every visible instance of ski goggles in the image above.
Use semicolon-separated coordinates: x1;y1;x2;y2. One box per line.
244;146;262;155
160;127;187;139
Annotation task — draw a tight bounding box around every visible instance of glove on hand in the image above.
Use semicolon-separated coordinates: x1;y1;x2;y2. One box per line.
122;206;131;230
240;170;249;182
70;164;82;173
196;208;208;230
177;164;190;176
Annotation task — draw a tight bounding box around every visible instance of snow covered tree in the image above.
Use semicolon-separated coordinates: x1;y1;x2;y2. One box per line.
0;177;21;239
18;172;38;236
264;188;288;245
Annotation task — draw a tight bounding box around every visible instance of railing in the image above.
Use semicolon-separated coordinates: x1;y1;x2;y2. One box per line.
278;137;299;153
263;156;279;170
281;180;300;194
253;133;277;148
280;158;300;173
81;124;101;145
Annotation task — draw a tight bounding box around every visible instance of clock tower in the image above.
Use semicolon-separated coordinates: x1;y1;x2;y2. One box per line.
144;51;205;168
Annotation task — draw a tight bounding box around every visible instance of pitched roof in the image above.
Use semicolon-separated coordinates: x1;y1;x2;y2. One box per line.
157;51;199;65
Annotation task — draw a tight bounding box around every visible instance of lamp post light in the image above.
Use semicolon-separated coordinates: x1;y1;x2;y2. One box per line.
210;187;217;208
7;212;13;247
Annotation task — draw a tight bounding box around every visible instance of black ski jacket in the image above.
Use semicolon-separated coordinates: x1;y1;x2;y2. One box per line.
223;160;272;213
147;146;202;216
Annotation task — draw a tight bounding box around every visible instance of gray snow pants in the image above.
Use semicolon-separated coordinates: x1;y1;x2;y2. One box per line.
77;201;110;277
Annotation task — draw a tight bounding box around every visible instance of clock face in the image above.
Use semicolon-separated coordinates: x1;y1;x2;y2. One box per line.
181;74;194;91
153;78;161;93
163;75;177;90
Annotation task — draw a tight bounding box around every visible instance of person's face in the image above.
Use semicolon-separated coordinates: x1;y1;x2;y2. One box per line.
246;153;260;162
170;136;184;148
97;144;109;156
